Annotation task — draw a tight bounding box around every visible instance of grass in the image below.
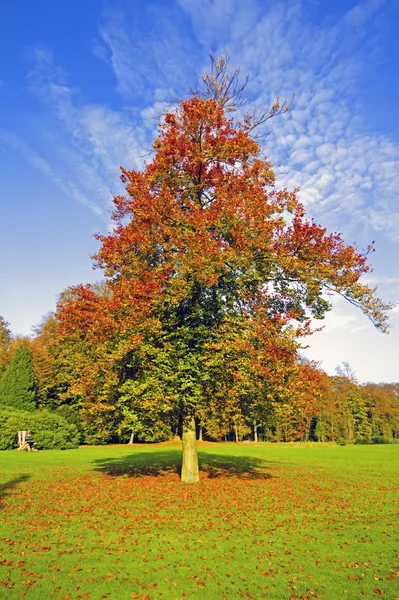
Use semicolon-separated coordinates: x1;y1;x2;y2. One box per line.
0;442;398;600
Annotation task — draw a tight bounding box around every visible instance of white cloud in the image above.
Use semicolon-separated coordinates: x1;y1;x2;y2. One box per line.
300;292;398;383
176;0;398;381
10;48;154;216
19;1;397;245
95;4;200;102
179;0;399;243
0;130;104;216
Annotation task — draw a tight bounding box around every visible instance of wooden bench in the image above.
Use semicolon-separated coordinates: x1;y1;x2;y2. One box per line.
17;430;33;451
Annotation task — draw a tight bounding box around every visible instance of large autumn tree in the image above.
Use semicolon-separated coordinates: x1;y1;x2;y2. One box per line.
56;58;391;482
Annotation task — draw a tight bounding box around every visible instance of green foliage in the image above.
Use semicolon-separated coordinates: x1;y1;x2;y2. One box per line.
0;408;80;450
371;435;391;444
353;435;392;445
0;315;12;378
84;432;111;446
54;405;85;443
116;380;173;443
0;315;12;348
0;341;36;411
336;436;348;446
313;420;324;442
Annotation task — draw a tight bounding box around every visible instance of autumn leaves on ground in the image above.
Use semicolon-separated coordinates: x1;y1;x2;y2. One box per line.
1;443;398;600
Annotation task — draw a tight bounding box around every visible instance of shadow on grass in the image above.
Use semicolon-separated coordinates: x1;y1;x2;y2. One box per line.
0;474;31;507
93;450;274;480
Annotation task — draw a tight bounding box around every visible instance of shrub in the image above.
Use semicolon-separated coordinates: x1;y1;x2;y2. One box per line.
354;438;372;445
0;407;80;450
84;432;109;446
371;435;391;445
54;405;85;443
336;437;348;446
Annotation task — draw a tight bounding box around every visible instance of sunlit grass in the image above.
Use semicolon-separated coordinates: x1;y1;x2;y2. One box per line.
1;443;398;599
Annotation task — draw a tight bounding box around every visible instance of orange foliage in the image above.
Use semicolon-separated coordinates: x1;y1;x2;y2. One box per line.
52;65;391;448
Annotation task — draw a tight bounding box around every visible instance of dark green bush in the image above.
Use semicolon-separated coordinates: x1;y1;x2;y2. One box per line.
84;432;109;446
371;435;391;445
336;437;348;446
0;407;80;450
354;438;372;445
54;405;85;443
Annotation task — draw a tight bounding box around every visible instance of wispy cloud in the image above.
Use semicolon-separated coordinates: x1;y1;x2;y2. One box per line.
5;0;399;243
179;0;399;242
5;47;153;216
0;130;104;215
94;2;201;102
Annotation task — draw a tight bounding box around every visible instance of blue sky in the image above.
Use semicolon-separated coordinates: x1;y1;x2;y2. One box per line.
0;0;398;382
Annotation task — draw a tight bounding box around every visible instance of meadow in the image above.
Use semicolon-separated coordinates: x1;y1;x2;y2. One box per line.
0;442;398;600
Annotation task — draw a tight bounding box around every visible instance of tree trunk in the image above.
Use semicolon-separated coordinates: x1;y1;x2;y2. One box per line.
128;431;134;445
305;419;310;442
198;425;203;441
234;425;239;443
181;416;199;483
254;420;258;443
320;416;325;443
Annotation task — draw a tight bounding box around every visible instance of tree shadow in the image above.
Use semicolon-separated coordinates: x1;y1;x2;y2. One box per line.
93;450;274;481
0;474;31;508
199;452;274;480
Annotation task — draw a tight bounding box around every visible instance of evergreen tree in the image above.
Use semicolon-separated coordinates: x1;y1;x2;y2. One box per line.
0;340;36;411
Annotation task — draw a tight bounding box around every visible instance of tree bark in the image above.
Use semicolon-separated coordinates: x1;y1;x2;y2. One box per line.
128;431;134;445
253;420;258;443
181;416;200;483
198;426;203;441
234;425;239;443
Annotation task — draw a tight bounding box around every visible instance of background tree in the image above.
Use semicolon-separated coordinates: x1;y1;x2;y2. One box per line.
55;58;391;481
0;315;12;378
361;382;399;439
0;339;36;411
331;363;370;442
312;371;338;442
30;313;63;409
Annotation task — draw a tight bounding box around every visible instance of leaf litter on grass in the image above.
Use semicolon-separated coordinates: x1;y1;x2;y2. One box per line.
0;444;398;600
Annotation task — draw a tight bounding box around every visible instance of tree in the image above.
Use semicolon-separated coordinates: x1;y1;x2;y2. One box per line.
362;382;399;439
56;58;391;482
0;339;36;411
331;363;371;442
0;315;12;378
30;313;63;409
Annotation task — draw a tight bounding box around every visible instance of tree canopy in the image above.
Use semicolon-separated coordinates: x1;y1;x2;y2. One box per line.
54;58;391;481
0;315;12;378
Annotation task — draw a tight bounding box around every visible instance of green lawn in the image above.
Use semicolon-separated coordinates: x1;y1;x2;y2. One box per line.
0;442;398;600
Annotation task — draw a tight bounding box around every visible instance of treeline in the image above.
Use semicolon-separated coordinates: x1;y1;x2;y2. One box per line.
1;314;398;446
